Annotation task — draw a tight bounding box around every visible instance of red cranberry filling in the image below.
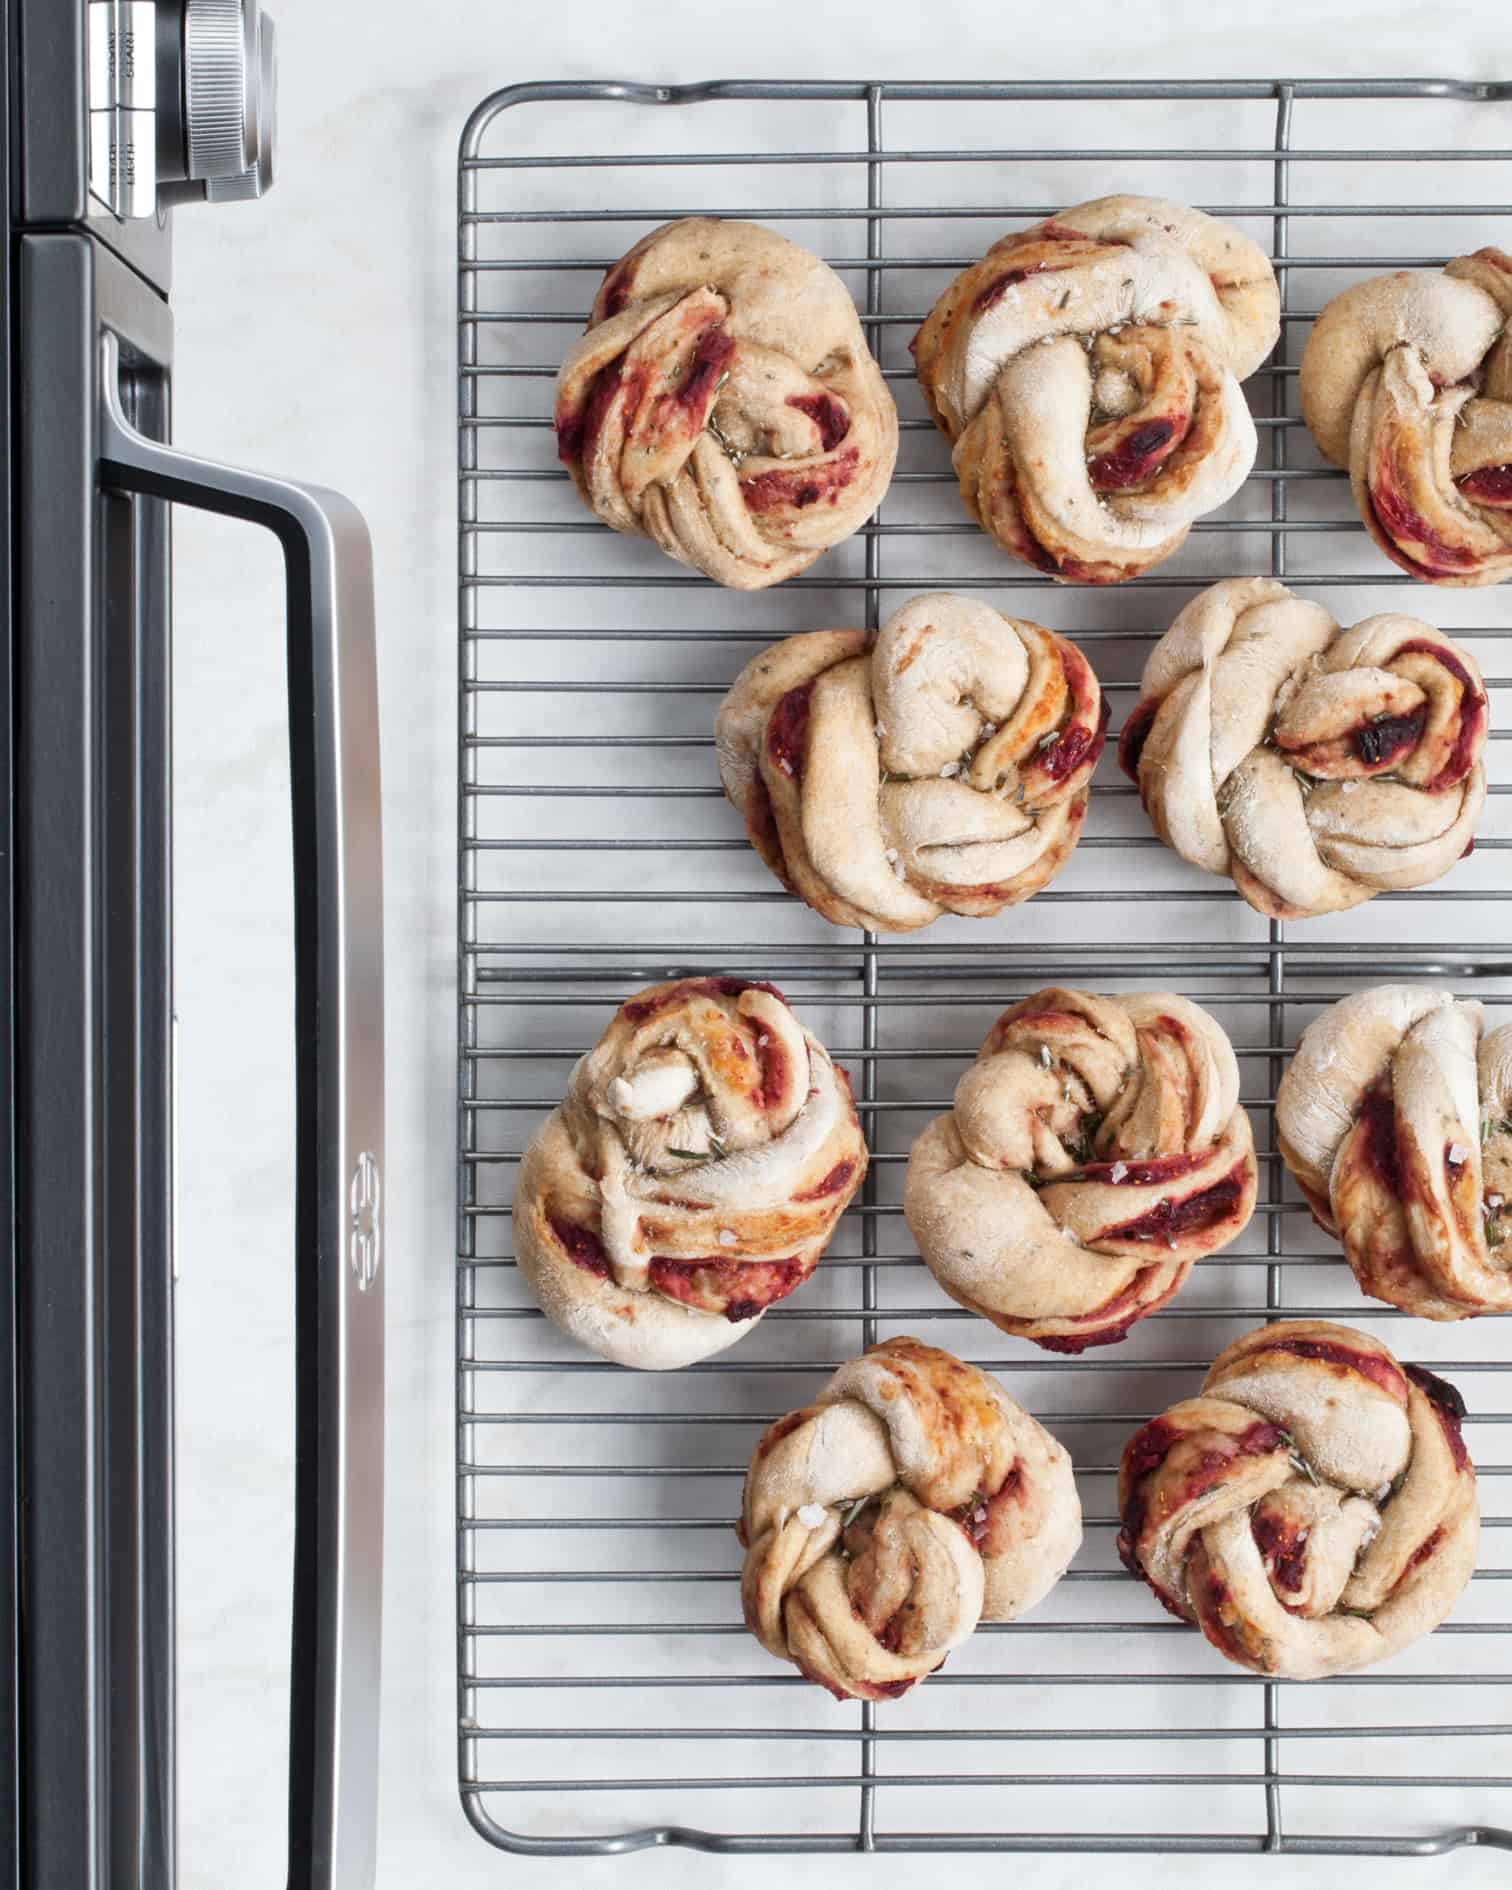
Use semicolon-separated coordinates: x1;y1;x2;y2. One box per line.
1351;1084;1403;1195
1117;696;1161;782
547;1214;611;1280
1087;416;1183;492
1404;1362;1471;1470
1352;704;1428;768
1263;1337;1407;1403
1251;1512;1309;1595
741;446;861;514
1397;1523;1446;1585
765;680;815;783
970;258;1076;315
1365;472;1484;578
1102;1160;1248;1244
648;1252;807;1321
1456;463;1512;506
786;391;851;453
677;326;736;412
1081;1151;1208;1187
620;975;786;1026
1394;640;1486;792
792;1159;857;1203
1036;695;1111;784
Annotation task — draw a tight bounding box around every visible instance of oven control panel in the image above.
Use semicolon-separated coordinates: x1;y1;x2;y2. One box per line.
88;0;277;220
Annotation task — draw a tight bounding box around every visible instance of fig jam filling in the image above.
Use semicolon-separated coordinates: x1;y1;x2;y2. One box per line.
1404;1363;1471;1471
1456;463;1512;506
1117;696;1161;781
786;391;852;453
620;976;785;1026
741;446;861;513
793;1158;857;1203
1102;1160;1248;1244
548;1215;611;1279
1087;416;1183;492
766;680;816;783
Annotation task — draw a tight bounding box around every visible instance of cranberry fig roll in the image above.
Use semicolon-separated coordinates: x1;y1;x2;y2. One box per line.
513;978;866;1369
912;195;1279;582
1118;578;1487;919
905;988;1257;1352
1277;985;1512;1320
716;593;1106;931
1118;1321;1479;1679
738;1338;1081;1700
553;217;897;589
1300;249;1512;585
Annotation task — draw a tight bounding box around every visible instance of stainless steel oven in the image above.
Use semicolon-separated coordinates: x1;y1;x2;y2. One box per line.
4;6;385;1885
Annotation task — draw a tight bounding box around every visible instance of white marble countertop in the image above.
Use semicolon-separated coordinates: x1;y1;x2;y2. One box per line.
167;3;1512;1885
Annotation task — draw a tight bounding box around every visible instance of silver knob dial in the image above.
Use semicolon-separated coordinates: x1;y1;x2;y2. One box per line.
182;0;276;200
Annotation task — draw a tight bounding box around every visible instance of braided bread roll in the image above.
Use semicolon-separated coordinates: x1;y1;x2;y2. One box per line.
1118;578;1487;919
1118;1321;1479;1679
912;196;1279;582
738;1337;1081;1700
1300;250;1512;585
553;218;897;589
905;988;1257;1352
1277;985;1512;1320
512;978;867;1369
716;594;1106;930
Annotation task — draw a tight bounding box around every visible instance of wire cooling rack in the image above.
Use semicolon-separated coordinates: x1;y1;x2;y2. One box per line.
456;79;1512;1857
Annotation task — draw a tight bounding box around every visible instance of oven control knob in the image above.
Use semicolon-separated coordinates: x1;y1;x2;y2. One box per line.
182;0;276;200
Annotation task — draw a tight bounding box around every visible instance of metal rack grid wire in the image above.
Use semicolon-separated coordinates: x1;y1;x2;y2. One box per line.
457;79;1512;1857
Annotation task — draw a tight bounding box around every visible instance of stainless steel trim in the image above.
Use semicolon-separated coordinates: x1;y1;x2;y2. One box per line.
97;331;385;1890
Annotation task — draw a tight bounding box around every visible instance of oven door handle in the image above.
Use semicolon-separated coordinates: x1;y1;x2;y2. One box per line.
99;332;384;1890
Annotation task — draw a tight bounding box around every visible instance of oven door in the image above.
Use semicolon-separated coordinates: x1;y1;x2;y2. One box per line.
12;231;384;1890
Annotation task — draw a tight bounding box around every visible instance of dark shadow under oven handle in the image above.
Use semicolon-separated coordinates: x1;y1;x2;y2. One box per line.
98;333;384;1890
